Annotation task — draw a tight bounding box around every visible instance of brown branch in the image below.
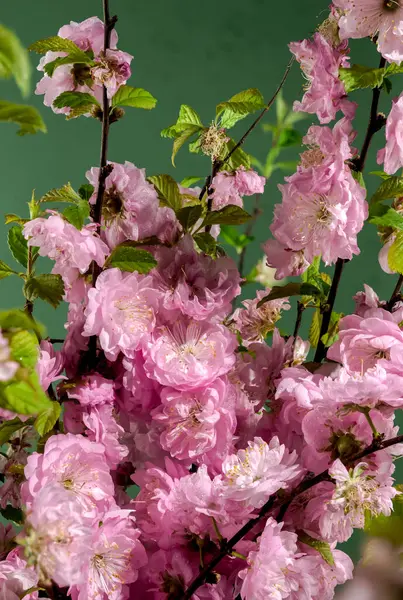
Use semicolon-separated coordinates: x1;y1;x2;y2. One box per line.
181;433;403;599
386;274;403;311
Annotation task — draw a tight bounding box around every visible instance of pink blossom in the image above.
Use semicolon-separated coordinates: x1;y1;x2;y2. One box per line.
154;235;241;321
233;289;290;342
0;553;38;600
327;314;403;374
83;268;160;361
334;0;403;63
151;378;236;463
91;49;132;98
379;234;396;274
22;483;92;587
23;215;109;289
0;331;18;382
210;167;265;210
290;32;354;124
144;320;237;391
58;17;117;55
62;302;89;377
221;436;302;507
263;239;310;280
67;374;116;407
121;352;162;415
36;340;64;390
377;93;403;174
23;433;115;517
83;404;129;469
69;510;147;600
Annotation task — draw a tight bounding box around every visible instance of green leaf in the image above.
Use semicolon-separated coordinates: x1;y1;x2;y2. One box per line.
34;402;61;437
5;214;28;226
0;372;51;415
298;531;335;566
40;182;82;204
193;232;217;255
388;232;403;274
216;88;265;129
23;274;65;309
0;100;46;135
171;126;202;166
220;225;253;254
106;246;157;273
0;24;31;96
202;205;252;228
321;311;343;347
8;226;28;268
63;199;90;230
309;308;322;348
78;184;94;201
8;329;38;369
53;91;99;117
352;170;366;189
0;309;42;335
277;128;303;148
0;417;33;445
276;91;288;125
112;85;157;109
147;174;182;212
369;207;403;230
257;282;322;306
176;205;203;232
29;35;89;57
0;260;17;280
222;138;251;170
43;53;93;78
369;170;390;180
0;505;23;524
339;64;385;93
371;176;403;203
161;104;203;138
180;176;202;188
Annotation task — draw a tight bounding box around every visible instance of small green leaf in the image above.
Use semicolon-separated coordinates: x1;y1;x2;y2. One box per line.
339;64;385;93
40;182;82;204
147;174;182;212
309;308;322;348
371;176;403;203
277;128;303;148
276;91;288;125
352;170;366;189
0;309;42;335
222;138;251;170
112;85;157;109
216;88;265;129
321;311;343;347
5;214;28;226
202;205;252;228
29;35;89;57
0;417;33;446
257;282;322;306
78;184;94;201
162;104;203;138
0;100;46;135
106;246;157;273
0;505;23;524
180;176;202;188
23;274;65;309
171;126;202;166
193;232;217;255
34;402;61;437
8;226;28;268
220;225;253;254
369;207;403;230
8;330;38;369
0;372;52;415
298;531;335;566
176;205;203;232
0;24;31;97
0;260;17;280
388;232;403;274
63;199;90;230
369;170;390;180
53;91;99;117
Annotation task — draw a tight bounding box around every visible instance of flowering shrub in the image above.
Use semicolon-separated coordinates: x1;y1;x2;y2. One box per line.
2;1;403;599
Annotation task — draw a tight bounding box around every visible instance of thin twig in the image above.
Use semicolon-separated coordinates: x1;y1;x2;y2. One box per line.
386;274;403;311
293;301;305;339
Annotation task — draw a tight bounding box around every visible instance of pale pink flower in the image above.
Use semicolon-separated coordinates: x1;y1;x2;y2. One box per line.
290;32;354;124
36;340;64;390
0;331;18;382
151;378;236;463
222;436;302;507
83;404;129;469
377;93;403;174
334;0;403;63
154;235;241;321
379;234;396;274
143;320;237;391
0;553;38;600
67;374;116;407
58;16;117;55
210;167;265;210
22;483;92;587
263;239;309;280
233;289;290;342
23;433;114;517
69;510;147;600
91;49;132;98
83;268;160;361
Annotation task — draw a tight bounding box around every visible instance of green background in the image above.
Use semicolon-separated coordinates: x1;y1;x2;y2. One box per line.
1;0;401;562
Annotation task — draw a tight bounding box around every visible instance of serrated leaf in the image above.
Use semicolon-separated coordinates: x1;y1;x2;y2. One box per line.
147;174;182;212
29;35;89;57
222;138;251;170
371;176;403;203
0;505;23;524
78;184;94;201
388;232;403;274
112;85;157;110
369;207;403;230
43;53;93;78
162;104;203;138
0;372;51;415
40;182;82;204
193;232;217;255
202;205;252;228
0;24;31;96
0;417;34;445
23;274;65;308
339;64;385;93
257;282;322;306
63;199;90;230
309;308;322;348
189;136;203;154
176;205;203;232
8;226;28;268
34;402;61;437
5;214;28;226
53;91;99;115
171;126;202;166
216;88;265;129
298;531;335;566
180;176;202;188
0;100;46;135
0;260;17;280
8;330;38;368
106;246;157;273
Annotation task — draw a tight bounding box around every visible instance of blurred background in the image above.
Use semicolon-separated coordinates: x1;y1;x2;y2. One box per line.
1;0;402;572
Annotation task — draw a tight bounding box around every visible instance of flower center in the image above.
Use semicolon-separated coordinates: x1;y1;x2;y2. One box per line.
383;0;400;12
71;63;92;87
300;147;325;169
103;186;124;221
